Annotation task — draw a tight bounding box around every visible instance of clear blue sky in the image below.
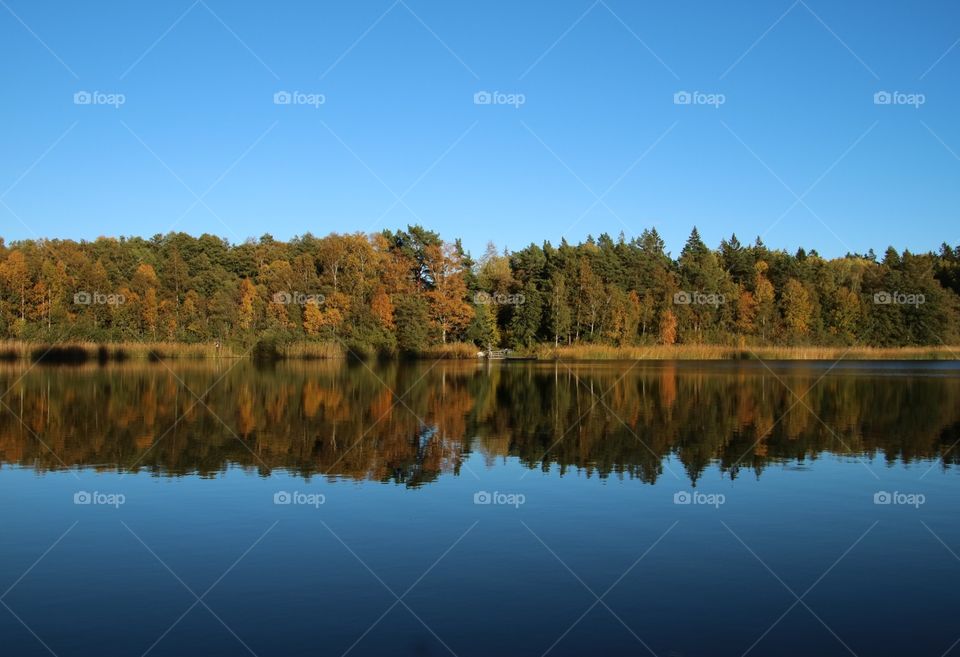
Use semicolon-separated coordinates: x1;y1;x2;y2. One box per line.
1;0;958;259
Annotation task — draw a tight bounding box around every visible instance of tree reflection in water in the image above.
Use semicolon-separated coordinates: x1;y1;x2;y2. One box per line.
1;360;958;485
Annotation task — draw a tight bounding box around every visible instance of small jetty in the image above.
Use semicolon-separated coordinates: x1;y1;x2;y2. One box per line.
478;347;537;361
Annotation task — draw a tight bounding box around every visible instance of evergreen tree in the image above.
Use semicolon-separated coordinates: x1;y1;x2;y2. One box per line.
509;280;543;348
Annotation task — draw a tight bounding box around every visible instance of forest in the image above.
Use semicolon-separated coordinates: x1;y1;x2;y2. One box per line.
0;226;958;354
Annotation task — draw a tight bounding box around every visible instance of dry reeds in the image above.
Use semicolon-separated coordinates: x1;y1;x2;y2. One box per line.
418;342;481;360
0;340;240;363
541;343;960;361
1;339;956;363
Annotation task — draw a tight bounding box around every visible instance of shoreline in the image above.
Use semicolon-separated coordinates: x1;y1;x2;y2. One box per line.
1;340;958;364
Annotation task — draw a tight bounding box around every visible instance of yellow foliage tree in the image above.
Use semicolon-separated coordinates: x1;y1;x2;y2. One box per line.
659;309;678;345
371;288;395;329
238;279;258;330
424;244;473;343
736;289;757;335
781;278;813;337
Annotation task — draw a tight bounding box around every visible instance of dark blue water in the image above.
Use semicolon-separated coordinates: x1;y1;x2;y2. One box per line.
1;360;959;657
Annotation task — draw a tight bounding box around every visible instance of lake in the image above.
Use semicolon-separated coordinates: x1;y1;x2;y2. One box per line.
1;359;959;657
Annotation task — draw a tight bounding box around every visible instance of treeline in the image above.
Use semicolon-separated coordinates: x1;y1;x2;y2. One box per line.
0;226;958;351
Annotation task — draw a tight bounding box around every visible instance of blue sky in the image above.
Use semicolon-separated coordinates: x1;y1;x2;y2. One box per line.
1;0;958;259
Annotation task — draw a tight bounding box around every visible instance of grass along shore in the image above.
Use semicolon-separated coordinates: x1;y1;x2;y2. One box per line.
539;343;960;361
1;340;958;363
0;340;480;363
0;340;241;363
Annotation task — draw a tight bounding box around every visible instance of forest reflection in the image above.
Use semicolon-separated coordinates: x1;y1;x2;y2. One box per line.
1;360;959;485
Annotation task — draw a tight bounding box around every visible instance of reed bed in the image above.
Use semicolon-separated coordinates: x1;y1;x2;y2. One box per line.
2;339;957;363
418;342;481;360
541;343;960;361
277;341;347;360
0;340;241;363
280;340;477;360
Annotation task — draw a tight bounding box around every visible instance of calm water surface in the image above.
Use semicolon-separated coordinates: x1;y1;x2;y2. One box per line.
1;359;960;657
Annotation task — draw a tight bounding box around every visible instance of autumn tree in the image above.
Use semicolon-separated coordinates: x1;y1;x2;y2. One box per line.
736;289;757;335
238;279;259;331
370;288;395;330
781;278;813;339
753;261;776;342
423;243;473;343
302;301;321;336
0;251;29;323
659;309;678;345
